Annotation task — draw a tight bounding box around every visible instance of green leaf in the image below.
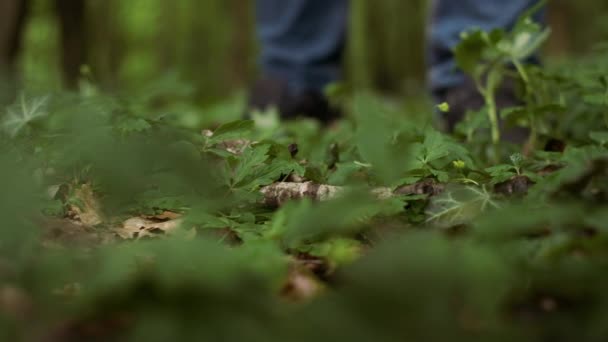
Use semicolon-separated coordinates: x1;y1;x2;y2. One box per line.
280;189;383;247
455;108;488;139
508;4;551;60
510;26;551;60
426;185;499;228
116;117;152;133
209;120;254;144
232;144;271;187
454;30;489;75
485;164;517;184
510;153;524;168
485;164;516;174
328;162;365;185
304;165;326;184
410;128;473;171
307;238;363;267
590;131;608;146
252;107;280;135
3;95;49;137
232;144;304;190
430;169;449;183
245;159;303;190
422;129;451;162
353;95;411;184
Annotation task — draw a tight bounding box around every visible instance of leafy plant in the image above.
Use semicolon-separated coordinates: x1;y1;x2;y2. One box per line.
454;1;550;159
2;95;49;137
5;5;608;342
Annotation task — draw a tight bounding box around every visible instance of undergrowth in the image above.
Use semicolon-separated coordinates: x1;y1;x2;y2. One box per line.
3;12;608;342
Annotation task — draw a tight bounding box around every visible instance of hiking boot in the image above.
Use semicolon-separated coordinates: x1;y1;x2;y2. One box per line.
436;80;529;144
247;77;340;124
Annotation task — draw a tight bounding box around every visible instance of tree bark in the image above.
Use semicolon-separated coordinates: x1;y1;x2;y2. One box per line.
0;0;28;68
260;179;446;208
54;0;87;89
0;0;28;105
229;0;253;87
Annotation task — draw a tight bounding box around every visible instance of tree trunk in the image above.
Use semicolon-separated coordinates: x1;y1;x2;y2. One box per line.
0;0;28;67
0;0;28;105
229;0;253;87
54;0;87;89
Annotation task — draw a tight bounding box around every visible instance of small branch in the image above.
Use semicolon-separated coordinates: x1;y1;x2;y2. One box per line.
260;179;444;207
260;182;343;207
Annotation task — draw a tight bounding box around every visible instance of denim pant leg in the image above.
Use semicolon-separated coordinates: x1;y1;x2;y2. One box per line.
429;0;544;94
255;0;348;93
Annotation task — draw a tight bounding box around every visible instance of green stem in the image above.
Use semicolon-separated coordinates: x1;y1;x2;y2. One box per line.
527;113;538;151
486;92;500;144
476;69;502;162
513;60;530;87
485;91;501;162
514;59;537;150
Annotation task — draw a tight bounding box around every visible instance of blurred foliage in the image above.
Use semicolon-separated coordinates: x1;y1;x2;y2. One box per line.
3;2;608;342
17;0;608;103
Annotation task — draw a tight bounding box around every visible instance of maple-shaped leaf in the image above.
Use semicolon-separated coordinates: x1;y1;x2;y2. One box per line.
3;95;50;137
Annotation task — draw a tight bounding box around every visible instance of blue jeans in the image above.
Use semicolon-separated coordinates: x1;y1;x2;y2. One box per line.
256;0;543;95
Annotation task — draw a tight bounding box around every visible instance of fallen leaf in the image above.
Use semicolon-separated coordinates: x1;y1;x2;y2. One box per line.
67;184;104;226
142;210;181;221
115;217;182;240
281;266;325;301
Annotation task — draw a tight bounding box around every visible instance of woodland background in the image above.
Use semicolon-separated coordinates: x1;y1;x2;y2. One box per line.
6;0;608;102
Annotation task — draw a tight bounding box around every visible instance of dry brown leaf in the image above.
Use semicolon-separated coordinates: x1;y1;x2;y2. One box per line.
115;217;183;240
217;139;253;155
68;184;103;226
281;267;325;301
142;210;181;221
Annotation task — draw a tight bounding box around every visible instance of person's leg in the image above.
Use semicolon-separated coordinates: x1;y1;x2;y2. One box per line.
256;0;348;93
429;0;544;94
250;0;348;122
